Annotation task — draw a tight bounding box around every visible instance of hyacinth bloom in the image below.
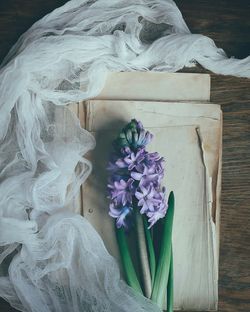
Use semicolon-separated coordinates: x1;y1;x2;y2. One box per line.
108;179;133;206
109;203;133;230
112;119;153;152
107;119;167;230
107;119;175;311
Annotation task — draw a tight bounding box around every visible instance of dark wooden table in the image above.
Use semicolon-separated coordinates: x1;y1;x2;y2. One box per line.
0;1;249;311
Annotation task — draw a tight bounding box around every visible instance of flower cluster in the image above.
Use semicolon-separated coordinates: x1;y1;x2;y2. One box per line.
107;119;167;230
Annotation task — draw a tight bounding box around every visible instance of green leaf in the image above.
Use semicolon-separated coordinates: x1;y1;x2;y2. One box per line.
143;215;156;287
116;227;143;295
167;245;174;312
151;191;175;309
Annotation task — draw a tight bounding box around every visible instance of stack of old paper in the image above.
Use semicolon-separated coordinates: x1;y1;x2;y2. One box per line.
69;73;222;311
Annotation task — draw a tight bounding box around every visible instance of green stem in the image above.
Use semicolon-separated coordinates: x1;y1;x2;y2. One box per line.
151;191;175;309
116;227;143;295
167;245;174;312
135;209;152;298
143;215;156;287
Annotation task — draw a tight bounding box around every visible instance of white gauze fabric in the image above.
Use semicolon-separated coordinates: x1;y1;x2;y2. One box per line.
0;0;249;311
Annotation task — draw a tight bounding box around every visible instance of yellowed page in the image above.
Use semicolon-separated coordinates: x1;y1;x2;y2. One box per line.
72;72;211;214
93;72;211;102
67;73;222;310
82;100;222;311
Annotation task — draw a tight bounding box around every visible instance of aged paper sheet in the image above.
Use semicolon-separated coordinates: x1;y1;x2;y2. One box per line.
67;73;222;310
93;72;210;102
81;100;222;311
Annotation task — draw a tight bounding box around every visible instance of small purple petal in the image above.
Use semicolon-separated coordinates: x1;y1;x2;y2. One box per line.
115;159;127;168
135;190;144;200
116;206;133;229
109;203;121;218
131;171;143;180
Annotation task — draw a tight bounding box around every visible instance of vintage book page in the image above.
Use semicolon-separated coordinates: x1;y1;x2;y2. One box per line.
67;73;222;310
69;72;212;216
80;100;222;311
93;72;211;102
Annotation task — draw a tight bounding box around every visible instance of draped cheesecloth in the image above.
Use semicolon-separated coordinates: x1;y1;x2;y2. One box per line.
0;0;249;311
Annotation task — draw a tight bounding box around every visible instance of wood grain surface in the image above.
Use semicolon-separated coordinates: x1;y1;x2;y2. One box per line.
0;1;249;311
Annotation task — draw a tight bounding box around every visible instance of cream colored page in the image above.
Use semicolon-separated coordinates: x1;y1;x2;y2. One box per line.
74;72;211;215
92;72;211;102
150;126;216;310
83;126;217;311
86;100;222;240
82;100;221;310
73;72;211;213
86;101;221;181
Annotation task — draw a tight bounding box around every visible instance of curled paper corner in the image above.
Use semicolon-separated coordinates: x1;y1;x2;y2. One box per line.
195;126;219;307
195;127;213;215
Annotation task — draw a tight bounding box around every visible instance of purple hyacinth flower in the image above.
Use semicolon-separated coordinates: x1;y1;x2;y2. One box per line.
135;184;161;214
109;203;133;230
108;119;167;230
147;205;167;228
146;190;168;228
131;165;159;188
107;152;124;172
136;129;153;148
107;160;119;172
116;149;145;171
146;152;163;167
115;158;128;169
124;149;145;171
144;152;165;180
113;119;153;151
120;146;133;156
108;178;134;206
147;203;167;227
